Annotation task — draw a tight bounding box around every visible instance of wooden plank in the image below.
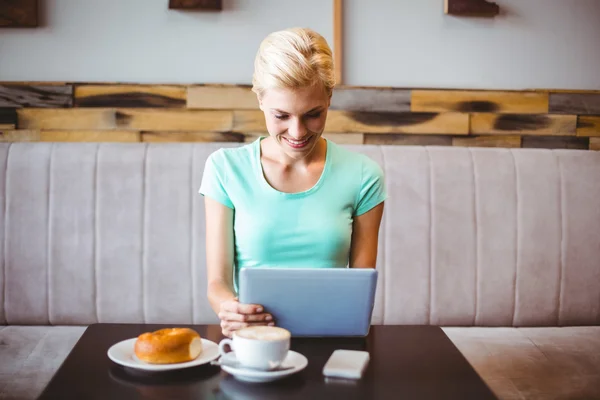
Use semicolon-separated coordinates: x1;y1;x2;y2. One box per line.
141;131;243;143
545;89;600;94
331;87;410;112
365;134;452;146
233;111;266;132
0;108;17;128
116;109;232;131
187;85;258;109
0;130;40;142
323;133;364;145
75;85;186;108
453;135;521;148
590;138;600;151
549;93;600;115
577;116;600;137
0;85;72;108
325;111;469;134
444;0;499;16
18;109;116;130
242;133;265;143
522;136;589;150
40;130;140;142
333;0;343;84
0;0;38;27
412;90;548;114
0;81;69;86
169;0;222;10
471;113;577;136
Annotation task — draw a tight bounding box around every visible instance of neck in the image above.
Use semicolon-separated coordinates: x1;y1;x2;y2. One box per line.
262;136;327;168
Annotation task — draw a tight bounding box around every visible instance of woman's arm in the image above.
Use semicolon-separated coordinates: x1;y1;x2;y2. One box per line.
349;202;385;269
205;196;237;312
204;197;272;337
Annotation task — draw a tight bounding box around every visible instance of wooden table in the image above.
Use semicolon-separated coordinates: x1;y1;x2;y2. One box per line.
38;324;497;399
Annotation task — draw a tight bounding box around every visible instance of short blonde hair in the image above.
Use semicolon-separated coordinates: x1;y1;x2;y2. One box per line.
252;27;335;98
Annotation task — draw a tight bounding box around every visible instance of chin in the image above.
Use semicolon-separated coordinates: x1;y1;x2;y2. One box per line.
278;135;321;155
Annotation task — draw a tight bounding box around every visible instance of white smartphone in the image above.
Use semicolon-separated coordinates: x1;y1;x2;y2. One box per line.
322;350;370;379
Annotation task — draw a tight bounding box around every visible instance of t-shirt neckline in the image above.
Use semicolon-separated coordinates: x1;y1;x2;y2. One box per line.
255;136;331;197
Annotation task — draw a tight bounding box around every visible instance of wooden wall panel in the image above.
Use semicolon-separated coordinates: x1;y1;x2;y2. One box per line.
576;116;600;137
522;136;589;150
242;133;264;143
40;131;140;142
0;85;72;108
365;134;452;146
0;82;597;150
471;113;577;136
330;88;410;112
18;109;116;130
323;133;364;145
233;111;266;132
187;86;258;109
325;111;469;134
141;131;243;143
453;135;521;148
115;109;232;131
0;108;17;129
0;130;40;142
549;93;600;115
412;90;548;114
590;138;600;151
75;85;186;108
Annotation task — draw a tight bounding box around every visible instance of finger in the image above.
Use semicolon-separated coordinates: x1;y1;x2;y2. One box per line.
224;321;249;331
225;321;275;332
222;301;263;315
237;303;264;315
219;311;272;323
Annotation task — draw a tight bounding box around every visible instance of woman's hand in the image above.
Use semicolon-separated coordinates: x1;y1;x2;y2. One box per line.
218;298;274;337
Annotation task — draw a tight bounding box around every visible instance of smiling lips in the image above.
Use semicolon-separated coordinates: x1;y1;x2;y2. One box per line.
282;136;311;149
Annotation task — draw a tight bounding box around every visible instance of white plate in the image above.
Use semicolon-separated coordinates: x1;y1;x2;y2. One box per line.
220;350;308;383
107;338;219;371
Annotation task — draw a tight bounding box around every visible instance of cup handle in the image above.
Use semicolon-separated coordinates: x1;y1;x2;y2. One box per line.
219;338;234;357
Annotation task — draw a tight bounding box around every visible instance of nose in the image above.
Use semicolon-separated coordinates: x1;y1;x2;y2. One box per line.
288;118;307;139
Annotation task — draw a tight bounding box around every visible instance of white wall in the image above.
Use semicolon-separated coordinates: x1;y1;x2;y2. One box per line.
1;0;599;90
345;0;600;90
0;0;332;85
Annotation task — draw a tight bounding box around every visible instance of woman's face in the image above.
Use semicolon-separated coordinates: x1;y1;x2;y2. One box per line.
259;84;330;160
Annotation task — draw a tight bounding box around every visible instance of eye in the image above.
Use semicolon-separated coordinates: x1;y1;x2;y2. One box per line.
305;112;322;119
274;114;289;120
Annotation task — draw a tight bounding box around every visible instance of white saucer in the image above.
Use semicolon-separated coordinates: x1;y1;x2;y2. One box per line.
107;338;219;371
219;351;308;383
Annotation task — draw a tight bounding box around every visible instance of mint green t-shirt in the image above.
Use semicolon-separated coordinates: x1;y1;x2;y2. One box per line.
199;137;386;291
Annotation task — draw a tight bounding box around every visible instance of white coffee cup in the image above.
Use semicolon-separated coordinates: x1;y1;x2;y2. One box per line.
219;326;291;370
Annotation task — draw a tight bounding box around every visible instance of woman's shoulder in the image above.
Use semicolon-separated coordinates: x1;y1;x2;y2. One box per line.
328;140;384;176
207;140;257;169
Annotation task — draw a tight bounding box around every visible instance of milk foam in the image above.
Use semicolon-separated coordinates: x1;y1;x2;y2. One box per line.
237;326;290;341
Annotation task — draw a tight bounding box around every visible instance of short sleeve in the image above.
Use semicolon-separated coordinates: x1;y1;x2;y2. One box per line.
198;151;234;209
354;157;387;216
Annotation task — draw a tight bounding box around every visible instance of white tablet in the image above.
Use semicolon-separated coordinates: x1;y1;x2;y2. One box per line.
238;268;378;337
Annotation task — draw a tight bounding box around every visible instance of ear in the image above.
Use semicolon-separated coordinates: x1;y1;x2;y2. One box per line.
257;94;264;111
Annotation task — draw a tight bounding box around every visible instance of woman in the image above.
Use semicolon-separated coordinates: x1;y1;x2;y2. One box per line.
200;27;386;337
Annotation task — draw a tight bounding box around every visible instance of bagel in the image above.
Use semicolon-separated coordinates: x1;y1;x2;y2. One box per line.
134;328;203;364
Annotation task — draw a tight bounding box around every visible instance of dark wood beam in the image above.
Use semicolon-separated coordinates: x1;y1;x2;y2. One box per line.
444;0;499;17
0;0;38;28
168;0;222;11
